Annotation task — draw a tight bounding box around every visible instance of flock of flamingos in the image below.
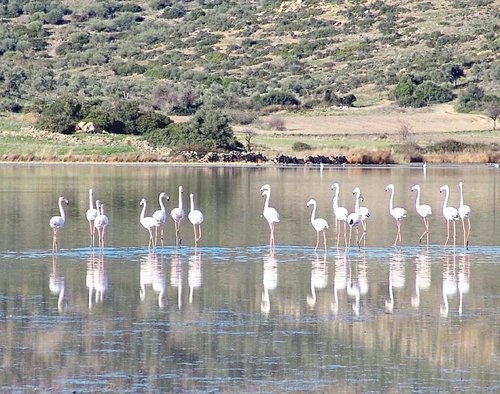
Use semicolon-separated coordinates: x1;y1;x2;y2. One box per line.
48;180;472;253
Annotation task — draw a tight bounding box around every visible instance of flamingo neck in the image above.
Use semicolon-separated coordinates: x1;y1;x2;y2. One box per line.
388;188;394;212
178;188;183;211
310;202;317;223
59;199;66;221
354;191;360;214
89;190;94;210
459;184;464;206
415;187;421;208
140;201;147;220
442;188;449;212
159;194;166;213
190;194;195;212
263;192;270;210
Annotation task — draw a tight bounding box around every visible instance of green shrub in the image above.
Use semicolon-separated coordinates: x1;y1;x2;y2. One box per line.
292;141;312;151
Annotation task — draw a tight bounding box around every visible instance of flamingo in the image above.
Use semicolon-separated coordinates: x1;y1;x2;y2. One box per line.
94;200;109;249
358;198;371;246
440;185;459;247
347;187;363;249
331;183;348;247
86;188;98;246
306;199;329;252
411;184;432;243
261;184;280;248
170;186;185;246
385;184;407;246
188;193;204;247
153;192;169;247
49;196;69;251
458;182;472;248
140;198;160;250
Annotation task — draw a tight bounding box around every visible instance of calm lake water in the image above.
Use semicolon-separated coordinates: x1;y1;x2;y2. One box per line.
0;163;499;392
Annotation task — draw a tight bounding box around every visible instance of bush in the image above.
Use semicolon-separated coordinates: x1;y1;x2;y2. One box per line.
36;97;82;134
292;141;312;151
256;90;301;107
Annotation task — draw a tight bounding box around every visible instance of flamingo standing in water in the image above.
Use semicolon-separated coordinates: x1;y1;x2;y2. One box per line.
307;199;329;252
153;192;169;247
440;185;459;247
49;196;69;251
261;184;280;248
188;193;204;247
385;184;407;246
411;184;432;243
331;183;348;248
170;186;185;246
86;188;98;246
140;198;160;250
94;200;109;249
347;187;363;249
458;181;472;249
358;194;371;246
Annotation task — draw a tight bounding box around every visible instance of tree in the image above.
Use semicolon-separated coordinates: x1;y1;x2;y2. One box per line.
484;101;500;130
443;64;465;87
37;97;82;134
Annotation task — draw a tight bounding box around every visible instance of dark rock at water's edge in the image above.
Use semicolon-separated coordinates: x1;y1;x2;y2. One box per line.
179;150;348;165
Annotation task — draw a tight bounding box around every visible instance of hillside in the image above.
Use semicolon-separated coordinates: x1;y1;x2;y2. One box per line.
0;0;498;112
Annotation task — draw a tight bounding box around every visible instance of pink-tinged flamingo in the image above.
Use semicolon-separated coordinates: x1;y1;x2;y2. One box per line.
140;198;160;250
188;193;204;247
307;199;329;252
331;183;348;248
261;184;280;248
86;188;98;246
153;192;169;247
49;196;69;251
458;181;472;249
411;184;432;243
385;184;407;246
94;200;109;249
170;186;185;246
440;185;459;247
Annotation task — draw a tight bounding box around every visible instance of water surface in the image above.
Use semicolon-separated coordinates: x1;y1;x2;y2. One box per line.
0;164;498;392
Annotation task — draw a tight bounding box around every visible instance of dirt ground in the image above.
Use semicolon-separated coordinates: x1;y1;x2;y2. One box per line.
232;103;496;144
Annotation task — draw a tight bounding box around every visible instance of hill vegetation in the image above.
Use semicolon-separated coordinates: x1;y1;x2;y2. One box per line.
0;0;498;159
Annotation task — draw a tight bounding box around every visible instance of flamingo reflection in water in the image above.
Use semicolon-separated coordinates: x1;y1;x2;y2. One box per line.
458;253;470;315
140;253;166;309
385;251;406;314
170;253;183;309
411;251;431;310
86;252;108;310
346;252;369;316
307;252;328;308
331;252;347;315
261;250;278;314
188;252;202;304
49;254;65;312
440;252;457;317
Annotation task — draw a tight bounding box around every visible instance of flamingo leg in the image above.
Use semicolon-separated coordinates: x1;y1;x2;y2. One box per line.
466;217;471;249
322;230;327;252
193;224;198;247
197;224;202;243
314;231;320;252
335;219;340;248
444;221;450;247
347;226;353;251
394;220;400;246
453;220;456;246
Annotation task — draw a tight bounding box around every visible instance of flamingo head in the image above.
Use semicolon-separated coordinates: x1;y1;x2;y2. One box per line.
410;184;419;192
385;184;394;192
261;184;271;192
179;186;183;193
61;197;69;205
439;185;448;194
331;182;339;191
306;199;315;207
261;189;270;198
160;192;169;201
140;198;146;206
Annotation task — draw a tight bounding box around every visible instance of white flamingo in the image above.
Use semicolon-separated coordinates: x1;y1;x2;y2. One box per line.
140;198;160;250
261;184;280;248
358;196;371;246
440;185;459;247
170;186;185;246
307;199;329;252
188;193;204;247
411;184;432;243
458;181;472;248
347;187;363;249
49;196;69;251
94;200;109;249
385;184;407;246
153;192;169;247
86;188;98;246
331;183;348;248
